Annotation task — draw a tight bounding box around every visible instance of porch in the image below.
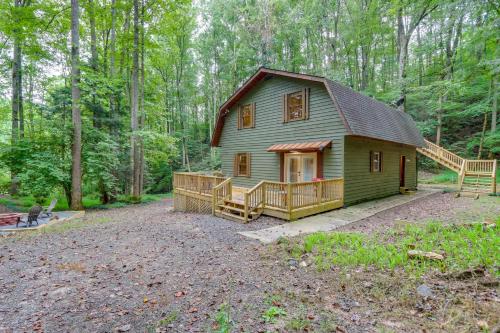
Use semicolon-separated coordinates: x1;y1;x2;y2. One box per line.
173;172;344;223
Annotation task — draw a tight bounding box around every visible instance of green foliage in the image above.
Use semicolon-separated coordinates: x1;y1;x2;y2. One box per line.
0;193;170;212
262;306;287;323
213;303;232;333
157;311;178;327
298;221;500;277
0;0;498;206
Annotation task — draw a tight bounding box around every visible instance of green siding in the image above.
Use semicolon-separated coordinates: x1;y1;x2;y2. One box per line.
343;136;417;205
219;76;347;188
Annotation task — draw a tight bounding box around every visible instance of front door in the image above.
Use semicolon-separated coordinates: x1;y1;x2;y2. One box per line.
400;155;406;187
285;153;317;182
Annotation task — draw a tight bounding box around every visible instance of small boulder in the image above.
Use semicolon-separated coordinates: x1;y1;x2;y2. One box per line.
114;324;131;332
416;284;433;299
408;250;444;261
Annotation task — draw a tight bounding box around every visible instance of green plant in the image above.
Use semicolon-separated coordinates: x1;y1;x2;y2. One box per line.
285;316;311;331
299;220;500;277
262;306;287;323
213;303;232;333
157;311;178;326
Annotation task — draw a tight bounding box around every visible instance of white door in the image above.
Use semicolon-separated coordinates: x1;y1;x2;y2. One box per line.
285;153;317;182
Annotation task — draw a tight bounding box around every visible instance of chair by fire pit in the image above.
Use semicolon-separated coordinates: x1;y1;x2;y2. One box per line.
42;199;57;218
17;205;43;228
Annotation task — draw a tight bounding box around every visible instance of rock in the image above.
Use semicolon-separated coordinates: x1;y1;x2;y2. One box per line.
454;267;485;280
408;250;444;261
49;287;72;299
299;261;307;267
416;284;433;298
114;324;131;332
288;258;298;267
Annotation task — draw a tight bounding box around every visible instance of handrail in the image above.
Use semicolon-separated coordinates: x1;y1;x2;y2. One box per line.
420;139;464;169
243;181;265;223
212;177;232;214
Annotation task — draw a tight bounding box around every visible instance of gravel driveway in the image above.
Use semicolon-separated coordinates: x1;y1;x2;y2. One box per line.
0;194;498;332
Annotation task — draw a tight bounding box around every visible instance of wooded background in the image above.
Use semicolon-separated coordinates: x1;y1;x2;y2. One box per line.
0;0;498;208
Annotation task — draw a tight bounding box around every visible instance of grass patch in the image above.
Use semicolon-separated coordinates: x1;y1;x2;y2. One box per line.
157;311;178;326
212;303;232;333
294;219;499;277
0;192;171;212
262;306;287;323
421;169;459;184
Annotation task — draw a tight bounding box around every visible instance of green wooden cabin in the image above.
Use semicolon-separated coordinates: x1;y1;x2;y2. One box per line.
211;68;425;206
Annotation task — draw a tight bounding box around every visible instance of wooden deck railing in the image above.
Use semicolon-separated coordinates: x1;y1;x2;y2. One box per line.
465;160;496;175
174;172;345;221
173;172;227;195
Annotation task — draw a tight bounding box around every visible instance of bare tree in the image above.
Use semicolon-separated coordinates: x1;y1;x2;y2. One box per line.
130;0;141;198
396;0;437;112
71;0;83;210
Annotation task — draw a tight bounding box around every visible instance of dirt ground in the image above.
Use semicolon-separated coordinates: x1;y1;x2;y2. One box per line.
0;193;498;332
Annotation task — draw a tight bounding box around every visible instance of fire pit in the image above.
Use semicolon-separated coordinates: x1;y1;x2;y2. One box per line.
0;213;23;227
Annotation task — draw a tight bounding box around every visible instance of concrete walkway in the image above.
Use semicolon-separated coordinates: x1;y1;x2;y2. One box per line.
239;188;439;243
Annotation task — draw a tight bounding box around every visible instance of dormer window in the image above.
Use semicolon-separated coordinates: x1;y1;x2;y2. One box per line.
237;103;255;129
283;88;310;122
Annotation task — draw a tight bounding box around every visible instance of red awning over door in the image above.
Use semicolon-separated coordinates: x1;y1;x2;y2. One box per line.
267;140;332;152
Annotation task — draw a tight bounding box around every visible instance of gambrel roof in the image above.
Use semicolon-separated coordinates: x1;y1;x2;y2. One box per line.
211;67;425;148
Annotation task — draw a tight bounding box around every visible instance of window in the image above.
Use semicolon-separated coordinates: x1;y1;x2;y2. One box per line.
237;103;255;129
234;153;251;177
370;151;383;173
283;88;309;122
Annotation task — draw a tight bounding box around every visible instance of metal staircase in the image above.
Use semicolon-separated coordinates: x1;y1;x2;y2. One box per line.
417;139;497;195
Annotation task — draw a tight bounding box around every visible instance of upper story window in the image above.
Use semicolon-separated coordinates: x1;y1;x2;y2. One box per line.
283;88;310;122
370;151;383;173
237;103;255;129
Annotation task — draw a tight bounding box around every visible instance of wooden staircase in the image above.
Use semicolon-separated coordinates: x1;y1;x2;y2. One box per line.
417;139;497;195
213;179;264;223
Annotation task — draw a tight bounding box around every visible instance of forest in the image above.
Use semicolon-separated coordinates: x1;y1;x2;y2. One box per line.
0;0;498;209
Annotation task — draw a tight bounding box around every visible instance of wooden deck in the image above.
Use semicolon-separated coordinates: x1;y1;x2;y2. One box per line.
173;173;344;222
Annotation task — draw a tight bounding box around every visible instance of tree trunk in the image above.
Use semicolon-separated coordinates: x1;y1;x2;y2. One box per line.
477;111;488;159
489;73;498;159
88;0;99;128
436;95;442;146
71;0;83;210
416;26;423;86
139;0;145;194
130;0;141;198
492;73;498;134
109;0;117;135
10;0;24;195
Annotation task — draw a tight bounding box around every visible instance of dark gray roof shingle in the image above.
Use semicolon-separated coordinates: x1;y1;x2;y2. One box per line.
326;79;425;147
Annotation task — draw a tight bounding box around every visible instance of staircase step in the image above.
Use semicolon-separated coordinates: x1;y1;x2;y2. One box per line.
217;204;260;216
215;210;254;223
224;199;245;207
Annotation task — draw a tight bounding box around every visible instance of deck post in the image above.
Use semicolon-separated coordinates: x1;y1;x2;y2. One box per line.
287;183;293;220
243;193;249;223
317;181;323;205
492;160;497;194
212;188;216;215
261;183;266;209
